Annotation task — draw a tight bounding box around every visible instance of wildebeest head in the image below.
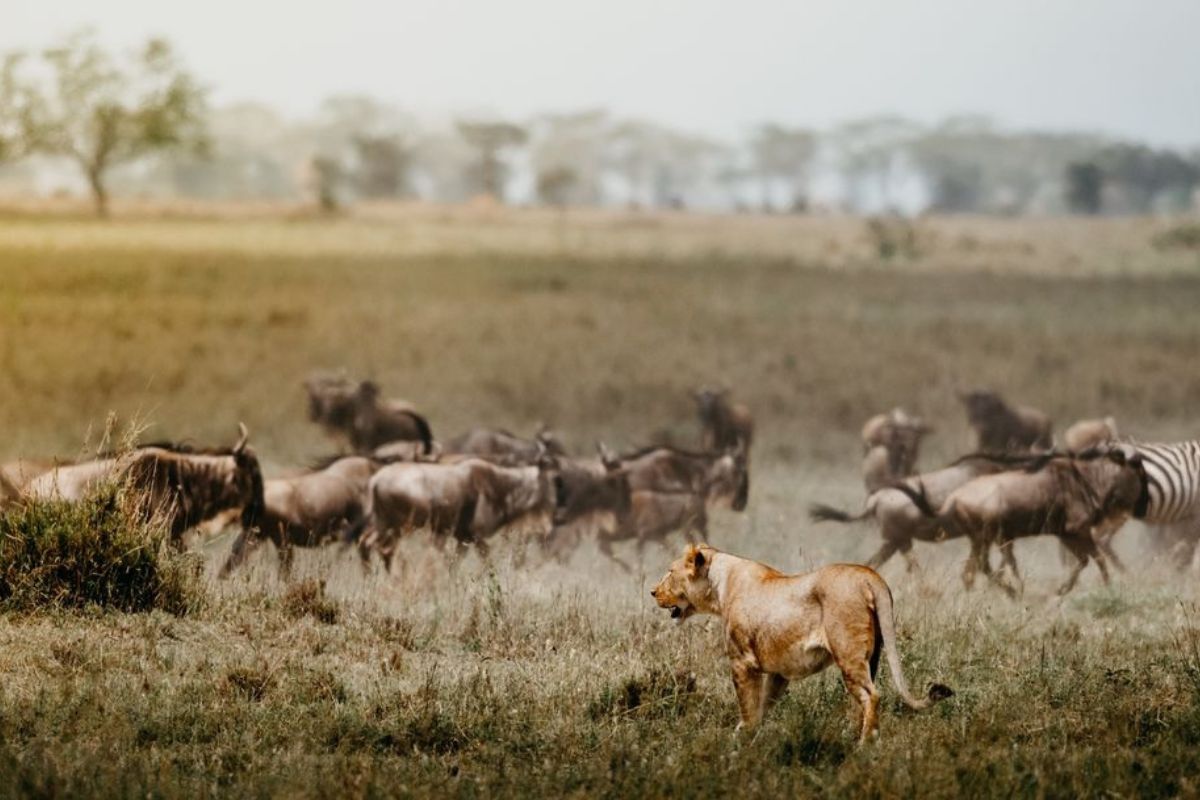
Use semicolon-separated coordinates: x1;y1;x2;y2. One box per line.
958;390;1008;425
707;446;750;512
549;454;632;526
535;424;568;457
304;373;358;428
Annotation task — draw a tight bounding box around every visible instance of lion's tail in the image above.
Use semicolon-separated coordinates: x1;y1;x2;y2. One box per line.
870;576;953;710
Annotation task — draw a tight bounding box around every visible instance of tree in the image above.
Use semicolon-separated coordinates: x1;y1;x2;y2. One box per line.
24;31;207;216
529;109;609;206
535;165;579;207
354;135;412;199
832;115;921;212
1065;161;1103;215
456;119;528;201
749;124;817;211
0;53;35;163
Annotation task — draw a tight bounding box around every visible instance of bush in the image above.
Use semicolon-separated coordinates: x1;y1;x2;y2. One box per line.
281;578;340;624
0;485;202;614
1153;223;1200;251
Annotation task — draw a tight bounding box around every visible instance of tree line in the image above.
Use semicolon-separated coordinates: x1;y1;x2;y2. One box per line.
1;32;1197;217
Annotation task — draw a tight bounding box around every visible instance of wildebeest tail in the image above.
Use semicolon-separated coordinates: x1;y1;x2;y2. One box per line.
808;503;870;524
884;481;938;518
411;412;434;456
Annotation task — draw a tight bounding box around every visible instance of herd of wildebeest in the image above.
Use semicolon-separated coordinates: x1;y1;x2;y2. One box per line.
1;374;1197;598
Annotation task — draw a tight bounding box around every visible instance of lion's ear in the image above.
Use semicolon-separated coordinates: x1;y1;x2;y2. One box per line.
687;545;710;577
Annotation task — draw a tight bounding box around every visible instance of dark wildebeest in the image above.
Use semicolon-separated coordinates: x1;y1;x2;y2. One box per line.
959;390;1052;453
23;425;265;543
352;457;558;570
304;374;433;454
220;455;380;578
602;443;749;511
443;426;566;465
903;448;1144;596
694;388;754;453
561;443;749;569
811;453;1031;572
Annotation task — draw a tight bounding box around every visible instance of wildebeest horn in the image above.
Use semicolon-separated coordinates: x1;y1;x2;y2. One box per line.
596;441;619;469
234;422;249;454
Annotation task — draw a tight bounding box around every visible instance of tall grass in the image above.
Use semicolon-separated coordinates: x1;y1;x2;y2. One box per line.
0;485;202;614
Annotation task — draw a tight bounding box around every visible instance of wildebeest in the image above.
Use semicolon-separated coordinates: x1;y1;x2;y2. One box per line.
1063;417;1119;453
304;374;433;454
905;448;1144;596
444;426;566;465
23;425;265;542
352;457;558;570
810;453;1034;572
220;455;379;577
959;390;1052;453
860;408;931;486
602;443;749;511
554;443;749;569
694;388;753;453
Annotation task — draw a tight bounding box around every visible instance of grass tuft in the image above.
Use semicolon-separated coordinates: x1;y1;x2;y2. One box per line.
0;485;202;614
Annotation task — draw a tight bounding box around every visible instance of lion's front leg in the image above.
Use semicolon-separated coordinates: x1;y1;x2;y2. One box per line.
730;660;765;730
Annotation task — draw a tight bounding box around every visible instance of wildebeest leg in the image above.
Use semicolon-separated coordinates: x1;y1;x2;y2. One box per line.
898;540;920;574
961;536;985;591
278;542;296;580
1056;537;1095;596
996;539;1023;596
219;528;262;579
866;539;902;570
598;537;632;572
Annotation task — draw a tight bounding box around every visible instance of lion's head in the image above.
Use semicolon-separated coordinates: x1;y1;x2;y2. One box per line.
651;544;718;623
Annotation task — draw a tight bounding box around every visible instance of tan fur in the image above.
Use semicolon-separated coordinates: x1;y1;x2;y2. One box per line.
652;545;951;742
1063;417;1118;452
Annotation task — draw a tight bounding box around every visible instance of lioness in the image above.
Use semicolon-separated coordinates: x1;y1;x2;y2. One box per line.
652;544;952;741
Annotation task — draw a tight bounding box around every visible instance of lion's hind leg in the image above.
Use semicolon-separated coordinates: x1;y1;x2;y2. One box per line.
827;613;881;742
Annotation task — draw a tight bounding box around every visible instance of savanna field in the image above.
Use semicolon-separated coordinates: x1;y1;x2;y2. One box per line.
4;206;1200;797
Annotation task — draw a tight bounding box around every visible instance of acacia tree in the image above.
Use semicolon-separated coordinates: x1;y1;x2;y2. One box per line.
749;124;817;212
456;119;528;201
25;32;207;216
0;53;35;163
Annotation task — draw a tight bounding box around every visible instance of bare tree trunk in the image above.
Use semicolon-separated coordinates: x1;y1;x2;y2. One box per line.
87;166;109;218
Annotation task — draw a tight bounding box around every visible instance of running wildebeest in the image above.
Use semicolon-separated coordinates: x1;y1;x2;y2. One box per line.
23;425;265;543
304;374;433;454
959;389;1052;453
220;455;380;577
860;408;931;487
811;453;1031;572
901;448;1145;596
351;457;558;570
694;388;753;454
444;426;566;465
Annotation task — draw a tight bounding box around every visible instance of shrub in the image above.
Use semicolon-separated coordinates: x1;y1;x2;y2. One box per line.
281;578;340;624
0;485;202;614
1153;223;1200;251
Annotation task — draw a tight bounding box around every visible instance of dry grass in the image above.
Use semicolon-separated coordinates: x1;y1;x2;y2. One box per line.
1;209;1200;797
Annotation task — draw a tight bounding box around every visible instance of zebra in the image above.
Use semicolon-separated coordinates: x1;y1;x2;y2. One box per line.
1118;441;1200;569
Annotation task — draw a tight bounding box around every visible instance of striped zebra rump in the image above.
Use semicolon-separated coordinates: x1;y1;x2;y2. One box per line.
1133;441;1200;525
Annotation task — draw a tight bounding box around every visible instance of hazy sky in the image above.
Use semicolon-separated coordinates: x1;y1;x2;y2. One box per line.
5;0;1199;146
